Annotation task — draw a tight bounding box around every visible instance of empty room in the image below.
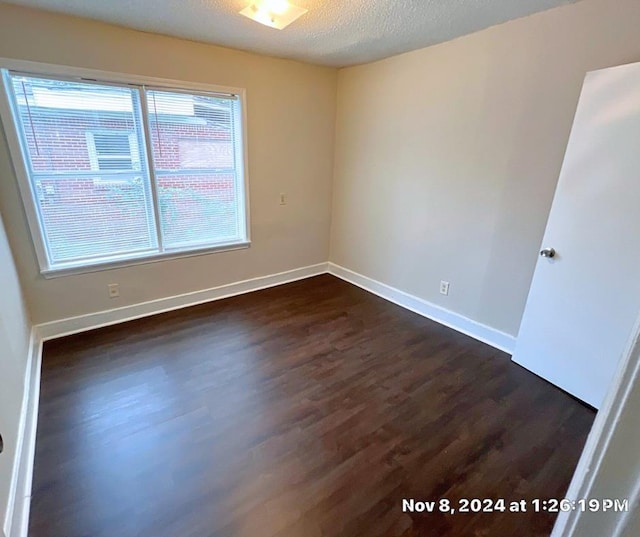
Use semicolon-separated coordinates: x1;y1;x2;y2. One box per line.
1;0;640;536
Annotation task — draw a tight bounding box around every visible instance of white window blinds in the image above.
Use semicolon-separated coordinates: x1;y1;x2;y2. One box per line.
146;89;244;250
1;71;248;272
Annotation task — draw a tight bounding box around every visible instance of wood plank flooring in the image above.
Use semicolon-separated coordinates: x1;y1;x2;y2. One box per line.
30;275;595;537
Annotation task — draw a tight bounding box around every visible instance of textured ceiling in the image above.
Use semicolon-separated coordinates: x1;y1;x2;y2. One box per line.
2;0;580;67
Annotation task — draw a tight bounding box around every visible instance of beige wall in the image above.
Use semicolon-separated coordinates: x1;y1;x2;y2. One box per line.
1;1;640;533
2;0;640;337
0;209;31;535
330;0;640;336
0;3;337;324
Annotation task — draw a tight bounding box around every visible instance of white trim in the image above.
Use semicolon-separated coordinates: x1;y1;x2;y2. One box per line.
616;477;640;537
0;262;520;537
36;263;328;340
552;313;640;537
0;58;251;277
327;263;516;354
2;330;32;537
233;84;251;246
4;261;639;537
0;57;243;96
4;331;42;537
41;241;251;279
4;264;328;537
0;70;50;270
138;86;166;252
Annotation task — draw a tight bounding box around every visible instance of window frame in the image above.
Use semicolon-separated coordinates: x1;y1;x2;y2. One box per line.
0;58;251;278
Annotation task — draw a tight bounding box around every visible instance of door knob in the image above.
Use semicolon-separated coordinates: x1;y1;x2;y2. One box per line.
540;247;556;258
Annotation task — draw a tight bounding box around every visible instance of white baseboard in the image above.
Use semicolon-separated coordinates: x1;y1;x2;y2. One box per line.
5;263;328;537
327;263;516;355
4;260;513;537
35;259;514;353
4;331;42;537
36;263;329;341
6;264;636;537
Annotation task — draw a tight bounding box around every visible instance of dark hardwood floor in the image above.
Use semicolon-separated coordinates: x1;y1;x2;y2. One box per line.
30;275;595;537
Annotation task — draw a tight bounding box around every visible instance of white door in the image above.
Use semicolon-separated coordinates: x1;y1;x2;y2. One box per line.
512;61;640;409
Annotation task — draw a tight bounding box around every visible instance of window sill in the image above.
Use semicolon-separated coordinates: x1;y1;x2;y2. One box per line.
41;241;251;279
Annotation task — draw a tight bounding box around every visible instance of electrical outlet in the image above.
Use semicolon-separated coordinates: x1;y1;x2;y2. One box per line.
440;281;450;296
108;283;120;299
279;193;287;205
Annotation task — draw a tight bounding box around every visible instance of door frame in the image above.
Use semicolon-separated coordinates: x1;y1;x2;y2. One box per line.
553;309;640;536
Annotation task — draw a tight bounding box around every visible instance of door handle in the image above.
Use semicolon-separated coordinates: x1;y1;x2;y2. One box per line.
540;247;556;258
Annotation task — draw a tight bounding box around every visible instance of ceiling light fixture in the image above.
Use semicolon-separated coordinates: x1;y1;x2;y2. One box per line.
239;0;308;30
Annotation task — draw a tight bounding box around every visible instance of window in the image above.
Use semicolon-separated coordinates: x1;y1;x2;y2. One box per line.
87;131;140;172
0;69;248;274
